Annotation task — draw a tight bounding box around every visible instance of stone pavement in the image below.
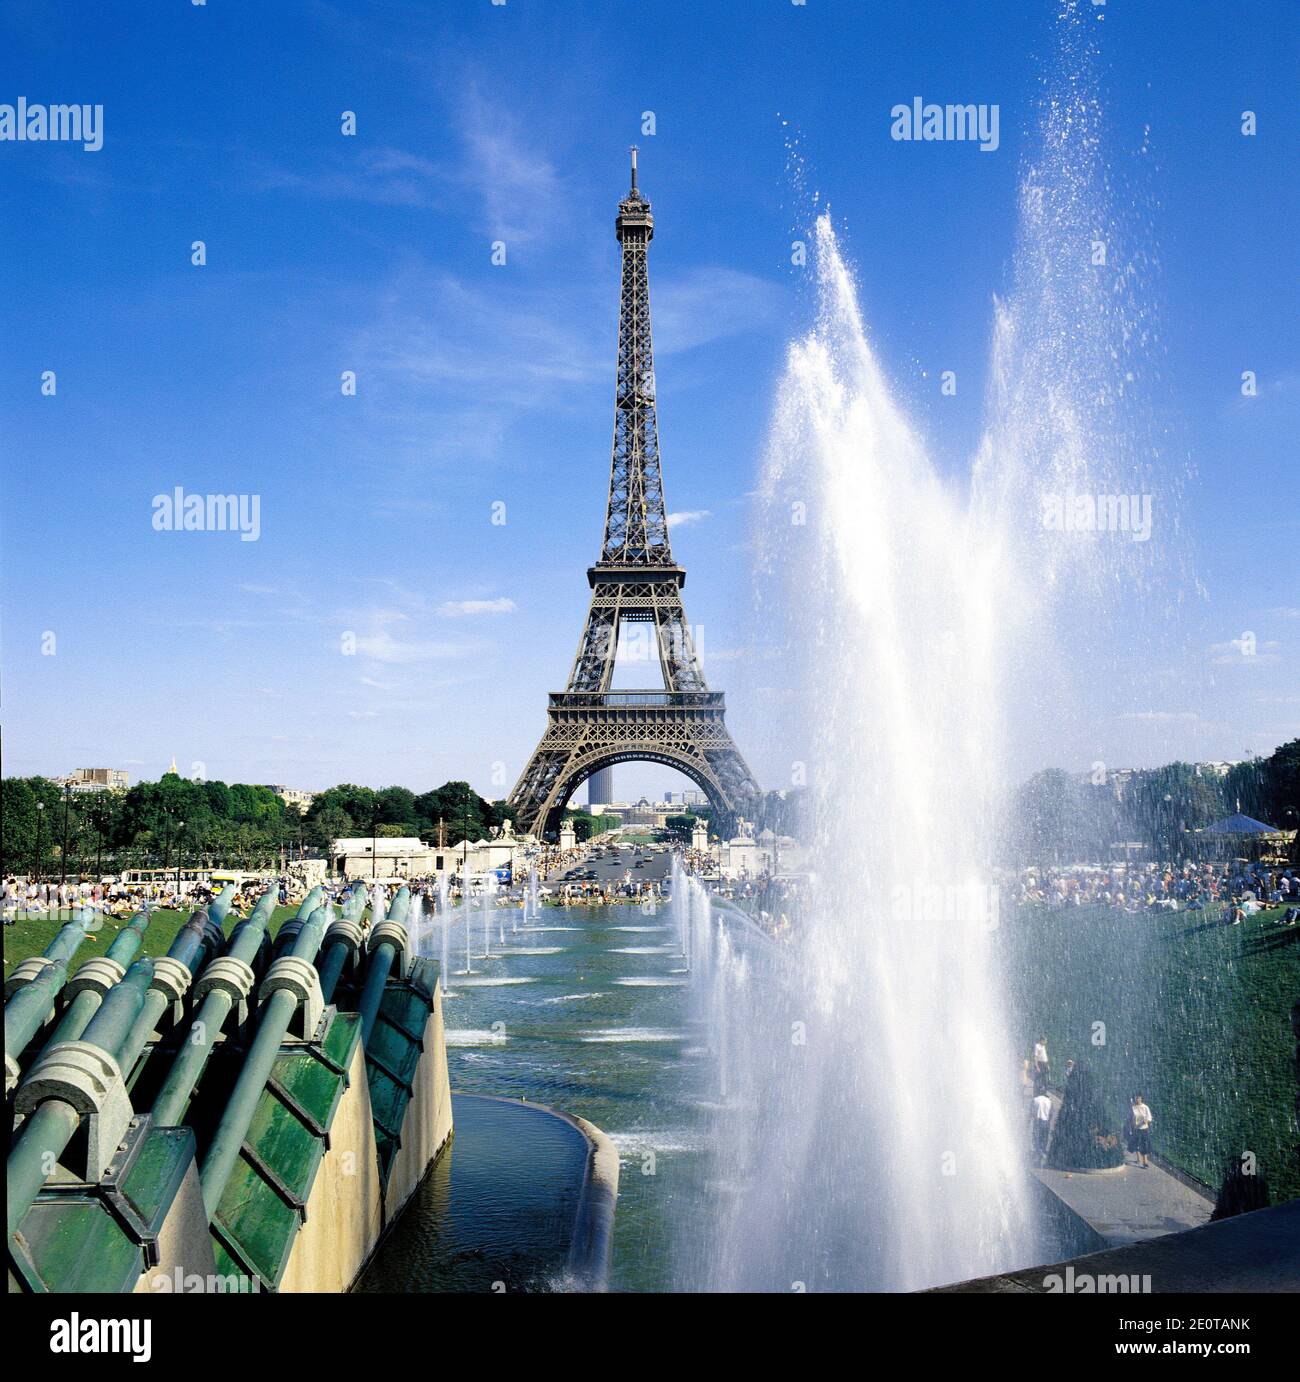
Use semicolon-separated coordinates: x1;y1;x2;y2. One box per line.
1032;1162;1214;1247
1030;1088;1215;1247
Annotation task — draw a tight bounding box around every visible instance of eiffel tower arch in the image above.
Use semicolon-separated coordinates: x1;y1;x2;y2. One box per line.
508;150;761;839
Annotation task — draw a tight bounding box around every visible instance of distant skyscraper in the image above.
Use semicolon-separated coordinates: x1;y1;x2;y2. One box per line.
588;767;614;806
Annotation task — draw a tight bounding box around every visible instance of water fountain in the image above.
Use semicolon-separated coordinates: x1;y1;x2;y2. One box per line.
677;7;1157;1292
526;861;540;927
407;891;427;955
438;904;453;993
369;883;386;933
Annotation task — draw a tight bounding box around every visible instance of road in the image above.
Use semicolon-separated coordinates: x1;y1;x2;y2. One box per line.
545;844;673;888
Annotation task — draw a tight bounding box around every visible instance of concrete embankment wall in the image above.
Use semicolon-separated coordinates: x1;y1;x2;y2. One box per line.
563;1111;621;1290
1024;1172;1111;1258
278;1036;384;1293
133;1160;220;1295
381;982;454;1229
932;1199;1300;1293
280;978;455;1292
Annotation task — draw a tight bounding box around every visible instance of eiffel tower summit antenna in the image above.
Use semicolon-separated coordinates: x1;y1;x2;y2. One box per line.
507;153;761;839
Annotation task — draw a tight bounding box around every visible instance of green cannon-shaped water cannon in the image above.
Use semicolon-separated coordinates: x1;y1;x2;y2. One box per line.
113;888;235;1076
7;957;156;1238
198;899;331;1220
356;886;411;1046
33;908;153;1060
149;888;280;1129
4;907;97;1091
317;884;373;1002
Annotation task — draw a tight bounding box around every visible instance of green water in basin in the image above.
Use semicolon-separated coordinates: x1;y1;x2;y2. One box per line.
356;1093;590;1292
362;902;707;1291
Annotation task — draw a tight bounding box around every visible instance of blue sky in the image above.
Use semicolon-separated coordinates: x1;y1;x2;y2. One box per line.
2;0;1296;801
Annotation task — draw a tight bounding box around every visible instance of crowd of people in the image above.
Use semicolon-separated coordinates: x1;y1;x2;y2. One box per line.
1;871;317;925
1011;860;1300;921
1021;1038;1156;1170
719;873;803;942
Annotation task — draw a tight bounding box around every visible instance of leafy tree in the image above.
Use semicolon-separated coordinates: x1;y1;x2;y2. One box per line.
565;811;597;842
377;786;418;831
309;805;353;852
664;813;702;841
413;782;505;843
1126;763;1223;859
1;777;64;876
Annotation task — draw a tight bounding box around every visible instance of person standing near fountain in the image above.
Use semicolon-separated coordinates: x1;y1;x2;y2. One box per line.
1128;1094;1154;1169
1031;1088;1053;1166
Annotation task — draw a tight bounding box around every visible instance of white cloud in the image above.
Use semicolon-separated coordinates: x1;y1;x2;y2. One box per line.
346;608;473;665
437;597;517;617
1208;638;1281;666
667;510;711;529
454;84;566;243
255;146;447;209
352;269;604;414
653;267;784;354
353;630;469;664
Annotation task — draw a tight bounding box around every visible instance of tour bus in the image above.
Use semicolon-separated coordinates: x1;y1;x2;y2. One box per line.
115;867;218;894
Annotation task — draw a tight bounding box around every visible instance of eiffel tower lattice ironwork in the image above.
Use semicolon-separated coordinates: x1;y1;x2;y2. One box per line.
507;150;762;839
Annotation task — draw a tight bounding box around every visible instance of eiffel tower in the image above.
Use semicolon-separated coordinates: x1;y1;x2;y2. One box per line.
507;150;761;839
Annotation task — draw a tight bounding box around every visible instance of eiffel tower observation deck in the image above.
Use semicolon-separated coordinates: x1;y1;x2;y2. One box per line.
508;150;761;839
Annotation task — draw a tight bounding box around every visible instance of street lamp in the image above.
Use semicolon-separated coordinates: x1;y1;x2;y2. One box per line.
34;800;45;884
371;803;379;880
176;819;185;899
60;783;72;887
92;798;104;880
462;784;473;887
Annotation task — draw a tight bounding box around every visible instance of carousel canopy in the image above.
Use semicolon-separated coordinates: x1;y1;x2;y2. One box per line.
1200;812;1281;836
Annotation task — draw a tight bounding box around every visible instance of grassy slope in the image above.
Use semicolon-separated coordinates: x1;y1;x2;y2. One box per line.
1002;902;1299;1204
3;905;302;976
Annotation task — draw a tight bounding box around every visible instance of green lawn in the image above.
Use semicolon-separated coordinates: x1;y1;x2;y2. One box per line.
1002;902;1299;1205
3;904;302;976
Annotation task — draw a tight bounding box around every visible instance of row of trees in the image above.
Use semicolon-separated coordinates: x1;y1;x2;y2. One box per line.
0;773;510;878
563;810;622;842
10;742;1289;877
664;789;807;843
302;782;509;852
1011;740;1300;863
